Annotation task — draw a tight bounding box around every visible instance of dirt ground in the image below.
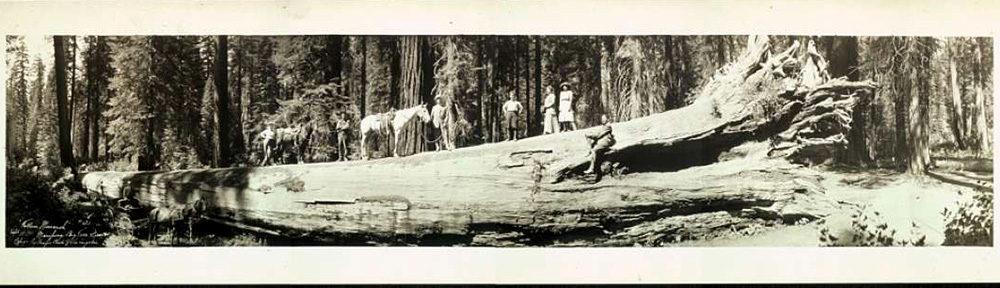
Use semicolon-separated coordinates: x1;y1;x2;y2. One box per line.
673;168;981;247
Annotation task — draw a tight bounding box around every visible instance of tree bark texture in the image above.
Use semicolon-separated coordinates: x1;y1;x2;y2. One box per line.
396;36;427;157
53;36;76;170
213;36;234;168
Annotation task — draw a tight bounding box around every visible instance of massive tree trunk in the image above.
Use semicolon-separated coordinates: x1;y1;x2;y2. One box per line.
53;36;76;170
947;40;966;150
231;37;247;164
213;36;234;168
907;68;929;174
824;36;859;81
81;36;876;246
395;36;426;156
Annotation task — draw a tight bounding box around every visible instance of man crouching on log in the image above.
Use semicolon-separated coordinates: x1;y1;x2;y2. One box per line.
583;114;616;176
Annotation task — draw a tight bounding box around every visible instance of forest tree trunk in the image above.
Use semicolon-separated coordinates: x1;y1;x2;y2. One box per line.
213;36;233;168
533;36;543;136
396;36;426;156
948;40;966;150
53;36;76;170
600;37;615;121
524;37;532;138
360;36;367;117
824;36;859;81
838;36;870;166
231;37;247;164
973;39;991;155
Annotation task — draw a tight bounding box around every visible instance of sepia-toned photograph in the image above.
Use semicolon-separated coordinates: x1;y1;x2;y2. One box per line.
5;33;993;248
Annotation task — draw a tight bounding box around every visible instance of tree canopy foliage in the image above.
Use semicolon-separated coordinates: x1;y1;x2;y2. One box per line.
5;35;993;174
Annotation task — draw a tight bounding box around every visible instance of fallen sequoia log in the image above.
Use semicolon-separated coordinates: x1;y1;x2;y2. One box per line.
80;36;877;246
931;156;993;173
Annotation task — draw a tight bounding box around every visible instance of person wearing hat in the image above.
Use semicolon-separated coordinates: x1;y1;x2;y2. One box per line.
334;112;351;161
431;95;454;151
502;90;524;141
542;86;559;134
557;82;578;131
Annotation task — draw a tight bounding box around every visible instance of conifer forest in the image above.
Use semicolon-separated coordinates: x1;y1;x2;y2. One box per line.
5;35;994;247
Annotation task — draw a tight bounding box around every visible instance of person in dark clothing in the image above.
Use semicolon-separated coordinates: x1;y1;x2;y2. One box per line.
335;113;351;161
583;114;615;175
502;91;524;141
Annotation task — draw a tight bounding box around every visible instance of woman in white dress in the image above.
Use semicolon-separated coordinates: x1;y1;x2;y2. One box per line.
557;82;577;131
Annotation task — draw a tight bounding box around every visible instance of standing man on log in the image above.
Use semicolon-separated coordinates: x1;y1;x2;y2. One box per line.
558;82;578;132
259;123;276;166
502;91;524;141
542;86;559;134
335;112;351;161
583;114;615;176
431;96;454;151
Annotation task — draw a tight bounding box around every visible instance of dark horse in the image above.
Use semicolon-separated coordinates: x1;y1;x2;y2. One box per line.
262;125;312;165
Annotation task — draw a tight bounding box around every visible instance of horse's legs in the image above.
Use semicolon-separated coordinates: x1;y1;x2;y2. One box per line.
361;133;368;160
392;131;400;157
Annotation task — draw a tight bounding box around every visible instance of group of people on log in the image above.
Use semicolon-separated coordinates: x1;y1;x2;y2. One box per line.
500;81;582;141
254;81;615;177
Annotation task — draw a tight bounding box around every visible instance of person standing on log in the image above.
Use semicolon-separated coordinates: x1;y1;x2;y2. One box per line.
583;114;615;175
431;96;454;151
259;123;276;166
335;112;351;161
557;82;578;132
502;91;524;141
542;86;559;134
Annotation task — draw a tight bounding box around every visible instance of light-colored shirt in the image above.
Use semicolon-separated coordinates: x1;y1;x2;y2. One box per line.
335;119;350;131
543;93;557;113
431;104;447;128
503;100;523;113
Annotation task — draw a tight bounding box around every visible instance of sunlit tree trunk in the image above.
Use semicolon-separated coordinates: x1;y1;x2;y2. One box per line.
600;37;616;121
906;68;929;174
947;39;966;150
973;39;991;155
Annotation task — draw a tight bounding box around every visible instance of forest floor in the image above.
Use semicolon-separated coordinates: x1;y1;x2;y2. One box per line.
671;166;985;247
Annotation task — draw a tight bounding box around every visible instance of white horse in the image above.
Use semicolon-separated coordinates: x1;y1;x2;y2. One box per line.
359;104;432;160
